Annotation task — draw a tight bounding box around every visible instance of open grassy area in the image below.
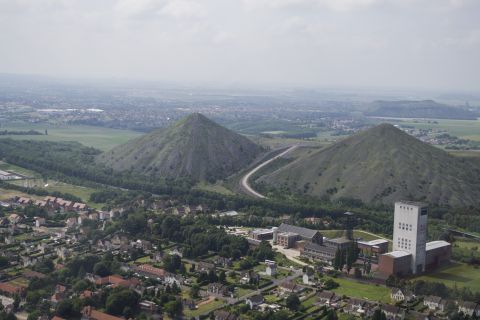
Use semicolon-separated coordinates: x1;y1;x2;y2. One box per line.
0;188;43;202
194;181;235;195
183;298;225;318
0;124;141;151
9;179;103;209
0;161;38;177
329;277;391;303
416;262;480;291
321;229;390;242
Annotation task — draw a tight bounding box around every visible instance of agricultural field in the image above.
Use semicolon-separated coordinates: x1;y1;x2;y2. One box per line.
416;262;480;291
329;277;391;303
0;124;141;151
397;119;480;141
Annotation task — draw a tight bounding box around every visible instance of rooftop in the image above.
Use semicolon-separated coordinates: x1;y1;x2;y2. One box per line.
358;239;389;246
326;237;351;244
384;250;412;258
278;223;319;239
426;240;451;250
395;200;428;208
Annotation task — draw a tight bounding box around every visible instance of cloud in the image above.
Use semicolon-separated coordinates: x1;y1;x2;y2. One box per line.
159;0;206;19
242;0;381;11
0;0;479;91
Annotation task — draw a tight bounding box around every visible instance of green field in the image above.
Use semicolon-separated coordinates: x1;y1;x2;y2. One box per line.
194;181;235;195
321;229;390;243
396;119;480;141
183;298;225;318
329;277;391;303
416;262;480;291
0;124;141;151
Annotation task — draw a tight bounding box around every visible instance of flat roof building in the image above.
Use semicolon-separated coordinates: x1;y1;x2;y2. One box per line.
358;239;389;256
378;251;412;277
278;223;323;244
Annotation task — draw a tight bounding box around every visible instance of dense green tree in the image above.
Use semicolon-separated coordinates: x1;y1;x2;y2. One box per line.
164;299;183;318
286;293;300;311
106;288;140;316
93;262;111;277
325;309;338;320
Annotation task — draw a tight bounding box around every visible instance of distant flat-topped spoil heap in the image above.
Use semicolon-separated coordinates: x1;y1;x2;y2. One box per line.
257;123;480;207
98;113;264;181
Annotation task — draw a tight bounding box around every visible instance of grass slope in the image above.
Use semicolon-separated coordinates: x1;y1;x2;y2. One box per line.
98;113;264;181
258;124;480;207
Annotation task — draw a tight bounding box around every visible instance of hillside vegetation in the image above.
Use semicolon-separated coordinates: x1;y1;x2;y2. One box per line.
98;113;264;181
257;124;480;207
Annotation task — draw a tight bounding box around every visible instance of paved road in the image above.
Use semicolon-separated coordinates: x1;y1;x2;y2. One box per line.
240;145;298;199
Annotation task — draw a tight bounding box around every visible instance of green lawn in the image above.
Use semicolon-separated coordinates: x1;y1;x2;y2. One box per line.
321;229;390;242
135;256;151;264
183;298;225;318
194;182;235;195
329;277;391;303
236;287;254;298
416;262;480;291
0;124;141;151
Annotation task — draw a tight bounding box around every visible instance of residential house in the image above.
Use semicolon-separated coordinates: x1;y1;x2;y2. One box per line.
182;299;196;311
215;257;233;268
279;281;303;294
73;202;87;211
0;282;25;297
81;306;123;320
391;287;414;303
317;291;336;306
345;298;367;316
164;272;184;286
240;270;260;285
265;260;277;276
381;304;405;320
214;310;237;320
424;296;446;312
458;301;478;317
135;264;166;280
303;268;315;285
198;261;215;272
245;294;264;310
208;283;230;297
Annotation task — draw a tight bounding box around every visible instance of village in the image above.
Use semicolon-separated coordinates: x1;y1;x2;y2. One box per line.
0;194;476;320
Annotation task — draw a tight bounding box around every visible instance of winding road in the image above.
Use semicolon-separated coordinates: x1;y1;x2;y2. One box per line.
240;145;298;199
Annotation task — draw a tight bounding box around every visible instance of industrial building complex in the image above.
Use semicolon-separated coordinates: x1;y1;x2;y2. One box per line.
378;201;451;277
248;201;451;278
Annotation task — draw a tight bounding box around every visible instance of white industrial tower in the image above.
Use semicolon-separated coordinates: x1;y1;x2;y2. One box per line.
392;201;428;274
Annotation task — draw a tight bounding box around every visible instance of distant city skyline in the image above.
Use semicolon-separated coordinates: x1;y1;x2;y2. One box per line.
0;0;479;92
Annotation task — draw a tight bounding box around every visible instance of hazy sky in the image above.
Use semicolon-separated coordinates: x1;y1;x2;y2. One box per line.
0;0;479;91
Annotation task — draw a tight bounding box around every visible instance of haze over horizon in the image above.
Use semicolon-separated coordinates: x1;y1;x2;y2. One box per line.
1;0;479;92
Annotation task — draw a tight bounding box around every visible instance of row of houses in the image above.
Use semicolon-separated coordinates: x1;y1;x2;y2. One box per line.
14;196;88;213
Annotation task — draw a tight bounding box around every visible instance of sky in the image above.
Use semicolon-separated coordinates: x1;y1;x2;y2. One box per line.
0;0;479;91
